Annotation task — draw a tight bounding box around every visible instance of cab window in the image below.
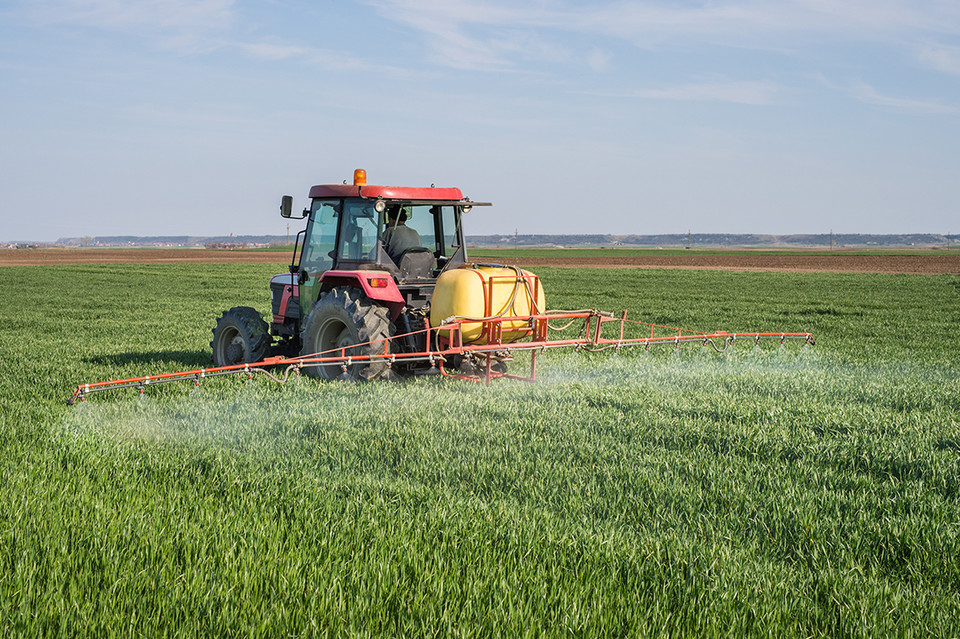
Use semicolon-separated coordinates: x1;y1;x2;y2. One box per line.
301;201;337;273
441;206;460;255
378;204;457;256
339;200;379;261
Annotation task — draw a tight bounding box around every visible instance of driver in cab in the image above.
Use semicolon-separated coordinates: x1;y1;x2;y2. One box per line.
381;205;422;262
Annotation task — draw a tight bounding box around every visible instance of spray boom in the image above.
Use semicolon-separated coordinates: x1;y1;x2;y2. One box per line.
68;310;813;404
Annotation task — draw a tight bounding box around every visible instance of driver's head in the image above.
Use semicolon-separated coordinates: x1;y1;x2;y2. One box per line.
387;205;407;223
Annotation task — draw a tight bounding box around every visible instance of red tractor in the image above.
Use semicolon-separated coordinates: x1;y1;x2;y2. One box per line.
68;170;814;404
210;169;489;380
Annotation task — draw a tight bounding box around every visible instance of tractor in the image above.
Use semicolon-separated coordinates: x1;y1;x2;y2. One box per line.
210;169;493;380
68;169;814;404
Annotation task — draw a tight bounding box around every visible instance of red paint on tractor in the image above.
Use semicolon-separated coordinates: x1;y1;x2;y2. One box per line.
319;270;406;316
308;184;464;201
269;274;299;323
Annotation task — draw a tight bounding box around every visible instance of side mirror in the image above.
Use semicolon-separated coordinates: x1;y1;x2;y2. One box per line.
280;195;293;218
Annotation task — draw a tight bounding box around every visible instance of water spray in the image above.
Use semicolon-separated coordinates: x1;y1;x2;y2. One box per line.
68;310;814;404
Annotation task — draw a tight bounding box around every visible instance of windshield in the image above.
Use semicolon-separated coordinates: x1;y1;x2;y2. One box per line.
379;204;460;262
302;198;464;273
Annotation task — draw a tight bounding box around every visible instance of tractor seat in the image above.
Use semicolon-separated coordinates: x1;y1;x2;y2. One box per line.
397;247;434;280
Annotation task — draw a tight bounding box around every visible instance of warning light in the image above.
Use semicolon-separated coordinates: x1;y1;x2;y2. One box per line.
353;168;367;186
369;277;389;288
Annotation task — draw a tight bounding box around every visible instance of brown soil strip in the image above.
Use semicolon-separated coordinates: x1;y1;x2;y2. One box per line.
468;254;960;275
0;249;289;266
2;249;958;274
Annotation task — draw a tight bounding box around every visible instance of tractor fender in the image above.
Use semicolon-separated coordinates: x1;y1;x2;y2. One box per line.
269;274;299;323
319;270;405;318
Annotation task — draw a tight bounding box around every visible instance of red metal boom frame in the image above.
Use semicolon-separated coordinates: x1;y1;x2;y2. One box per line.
68;311;814;404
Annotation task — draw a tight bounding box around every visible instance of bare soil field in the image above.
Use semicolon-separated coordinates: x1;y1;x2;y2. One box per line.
0;249;288;266
2;248;958;274
474;253;960;274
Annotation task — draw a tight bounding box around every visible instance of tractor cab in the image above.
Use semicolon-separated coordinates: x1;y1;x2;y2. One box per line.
297;192;470;315
265;169;488;370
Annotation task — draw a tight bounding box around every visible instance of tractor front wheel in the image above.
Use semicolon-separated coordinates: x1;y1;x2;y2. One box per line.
300;289;393;381
211;306;271;367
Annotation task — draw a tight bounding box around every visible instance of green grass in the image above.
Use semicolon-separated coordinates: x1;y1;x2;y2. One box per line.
1;264;958;636
240;245;297;252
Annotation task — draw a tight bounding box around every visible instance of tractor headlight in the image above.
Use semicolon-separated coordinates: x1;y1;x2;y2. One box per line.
375;199;387;213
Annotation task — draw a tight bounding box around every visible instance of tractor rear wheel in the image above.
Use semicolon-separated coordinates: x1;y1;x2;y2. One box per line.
211;306;271;366
300;289;393;381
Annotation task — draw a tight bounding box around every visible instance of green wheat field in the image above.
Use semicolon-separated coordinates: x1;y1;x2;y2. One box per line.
1;262;958;636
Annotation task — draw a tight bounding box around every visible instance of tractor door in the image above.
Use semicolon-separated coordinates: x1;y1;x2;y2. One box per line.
299;201;338;317
336;200;386;268
440;205;468;268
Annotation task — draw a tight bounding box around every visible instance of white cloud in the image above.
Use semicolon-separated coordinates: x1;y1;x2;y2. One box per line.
365;0;960;116
232;41;386;72
633;80;782;105
586;48;612;73
366;0;960;64
847;81;958;114
917;42;960;76
28;0;234;30
583;0;960;39
235;42;311;62
580;79;782;105
20;1;397;71
792;0;960;34
578;3;790;42
23;0;236;52
363;0;582;71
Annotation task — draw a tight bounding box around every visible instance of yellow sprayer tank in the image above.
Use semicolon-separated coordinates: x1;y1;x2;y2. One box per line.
430;265;546;345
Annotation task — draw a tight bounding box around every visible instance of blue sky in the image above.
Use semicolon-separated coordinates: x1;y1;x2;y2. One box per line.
2;0;959;241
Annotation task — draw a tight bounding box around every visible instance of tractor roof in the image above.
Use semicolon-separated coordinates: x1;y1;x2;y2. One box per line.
308;184;465;201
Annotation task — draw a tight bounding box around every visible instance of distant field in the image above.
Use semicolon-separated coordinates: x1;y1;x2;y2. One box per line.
471;246;960;257
1;263;958;635
469;247;960;274
246;245;960;257
2;247;958;274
